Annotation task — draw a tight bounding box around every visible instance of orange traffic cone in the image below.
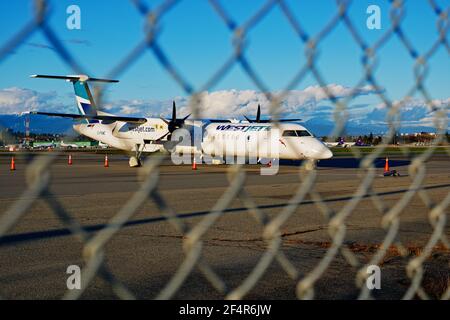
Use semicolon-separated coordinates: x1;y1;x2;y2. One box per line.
384;157;390;173
68;154;73;165
192;157;197;170
10;156;15;171
104;154;109;167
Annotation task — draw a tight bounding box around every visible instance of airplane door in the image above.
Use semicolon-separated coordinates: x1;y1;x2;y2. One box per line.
246;133;258;162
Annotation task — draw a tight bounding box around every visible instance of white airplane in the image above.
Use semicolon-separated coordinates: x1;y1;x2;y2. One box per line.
60;140;79;148
26;74;333;167
325;137;356;148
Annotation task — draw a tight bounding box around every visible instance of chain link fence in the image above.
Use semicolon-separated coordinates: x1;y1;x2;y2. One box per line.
0;0;449;300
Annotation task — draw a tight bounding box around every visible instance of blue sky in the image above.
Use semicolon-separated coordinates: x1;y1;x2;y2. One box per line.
0;0;448;132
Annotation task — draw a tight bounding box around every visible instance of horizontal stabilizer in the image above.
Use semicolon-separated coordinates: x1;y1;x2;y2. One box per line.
27;111;146;124
30;74;119;83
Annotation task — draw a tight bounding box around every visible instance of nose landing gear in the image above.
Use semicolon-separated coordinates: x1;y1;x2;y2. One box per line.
304;159;317;171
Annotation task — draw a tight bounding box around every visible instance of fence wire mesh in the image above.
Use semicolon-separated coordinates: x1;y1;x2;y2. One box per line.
0;0;449;300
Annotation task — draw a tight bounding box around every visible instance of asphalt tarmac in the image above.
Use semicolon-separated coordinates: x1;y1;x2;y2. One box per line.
0;152;448;299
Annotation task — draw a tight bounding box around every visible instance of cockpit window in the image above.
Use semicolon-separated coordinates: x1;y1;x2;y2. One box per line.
282;130;312;137
296;130;312;137
282;130;297;137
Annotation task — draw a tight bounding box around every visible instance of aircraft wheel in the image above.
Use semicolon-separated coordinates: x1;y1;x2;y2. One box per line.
129;156;141;167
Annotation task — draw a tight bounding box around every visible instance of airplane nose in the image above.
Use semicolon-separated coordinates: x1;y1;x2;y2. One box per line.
300;138;334;160
312;144;333;160
322;148;333;159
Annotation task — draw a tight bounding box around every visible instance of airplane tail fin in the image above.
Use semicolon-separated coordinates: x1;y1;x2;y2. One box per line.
30;75;118;123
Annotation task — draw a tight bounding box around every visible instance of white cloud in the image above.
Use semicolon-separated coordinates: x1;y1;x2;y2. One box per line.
103;98;173;117
1;84;446;132
365;97;449;127
102;84;381;120
0;84;381;117
178;84;381;119
0;87;62;114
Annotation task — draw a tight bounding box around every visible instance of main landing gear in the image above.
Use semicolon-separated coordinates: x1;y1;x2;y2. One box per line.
129;144;143;167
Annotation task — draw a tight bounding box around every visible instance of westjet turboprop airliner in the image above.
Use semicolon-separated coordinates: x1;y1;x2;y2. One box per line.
26;75;333;167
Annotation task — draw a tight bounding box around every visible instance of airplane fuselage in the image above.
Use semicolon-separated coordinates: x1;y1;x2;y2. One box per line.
74;120;333;160
74;119;168;153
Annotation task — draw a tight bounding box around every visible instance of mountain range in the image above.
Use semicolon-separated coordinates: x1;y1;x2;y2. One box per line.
0;113;439;137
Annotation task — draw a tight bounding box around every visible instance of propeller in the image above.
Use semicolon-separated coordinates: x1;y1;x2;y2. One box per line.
244;104;301;123
244;104;261;123
160;101;191;135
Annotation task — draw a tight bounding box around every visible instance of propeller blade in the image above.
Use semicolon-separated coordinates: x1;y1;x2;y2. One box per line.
159;117;170;125
172;101;177;121
256;104;261;123
160;101;189;134
155;131;170;141
242;103;300;123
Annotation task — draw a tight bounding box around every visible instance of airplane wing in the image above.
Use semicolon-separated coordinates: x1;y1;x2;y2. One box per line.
207;119;232;123
27;111;147;124
325;142;339;147
249;119;302;123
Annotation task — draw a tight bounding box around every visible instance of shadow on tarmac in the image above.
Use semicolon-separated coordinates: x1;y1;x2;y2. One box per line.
1;182;448;247
280;158;411;169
